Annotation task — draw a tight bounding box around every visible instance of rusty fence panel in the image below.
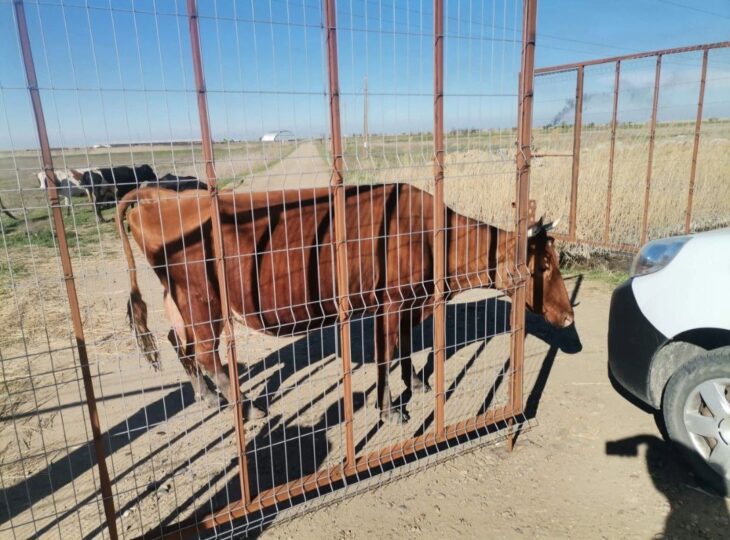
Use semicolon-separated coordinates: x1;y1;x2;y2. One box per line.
685;49;709;234
509;0;538;449
432;0;446;440
534;41;730;252
186;0;250;507
1;1;544;538
12;1;119;538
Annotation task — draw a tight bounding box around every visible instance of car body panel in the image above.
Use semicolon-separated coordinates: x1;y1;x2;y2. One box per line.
608;279;668;405
632;228;730;339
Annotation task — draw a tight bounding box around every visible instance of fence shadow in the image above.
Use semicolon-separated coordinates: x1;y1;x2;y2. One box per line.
5;284;584;538
606;435;729;538
513;274;583;445
245;295;514;414
172;289;584;537
0;384;200;530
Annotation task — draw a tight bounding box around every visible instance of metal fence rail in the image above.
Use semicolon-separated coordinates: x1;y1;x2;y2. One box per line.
533;41;730;251
0;1;549;538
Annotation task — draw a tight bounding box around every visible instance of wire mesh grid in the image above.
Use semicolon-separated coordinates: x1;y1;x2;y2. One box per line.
0;1;577;538
533;41;730;252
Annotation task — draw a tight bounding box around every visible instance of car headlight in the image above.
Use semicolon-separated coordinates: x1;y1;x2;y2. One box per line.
630;236;691;277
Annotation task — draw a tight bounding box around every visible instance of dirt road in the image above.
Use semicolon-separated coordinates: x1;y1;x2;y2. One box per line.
261;279;730;539
236;141;330;190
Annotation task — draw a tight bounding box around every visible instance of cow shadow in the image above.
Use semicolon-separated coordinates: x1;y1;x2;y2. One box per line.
4;283;583;538
606;435;729;538
244;291;582;416
180;287;584;537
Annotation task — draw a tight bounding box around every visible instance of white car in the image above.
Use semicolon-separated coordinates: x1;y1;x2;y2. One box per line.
608;228;730;495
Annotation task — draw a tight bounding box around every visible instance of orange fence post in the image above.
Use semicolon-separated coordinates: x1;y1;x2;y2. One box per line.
509;0;537;450
604;60;621;244
685;49;708;234
432;0;447;440
13;1;118;536
568;66;584;241
324;0;356;469
641;55;662;245
187;0;250;506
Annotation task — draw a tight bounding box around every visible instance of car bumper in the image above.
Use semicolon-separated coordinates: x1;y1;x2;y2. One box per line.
608;278;668;407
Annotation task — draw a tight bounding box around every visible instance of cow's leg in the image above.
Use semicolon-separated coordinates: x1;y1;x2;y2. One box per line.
399;315;431;394
164;292;217;405
375;305;409;424
167;328;213;405
190;321;265;419
92;188;108;223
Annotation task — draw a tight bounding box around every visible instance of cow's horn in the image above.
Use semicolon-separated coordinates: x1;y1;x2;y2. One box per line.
527;216;544;238
544;217;560;232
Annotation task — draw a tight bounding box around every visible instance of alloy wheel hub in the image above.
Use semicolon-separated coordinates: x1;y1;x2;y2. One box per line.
719;417;730;446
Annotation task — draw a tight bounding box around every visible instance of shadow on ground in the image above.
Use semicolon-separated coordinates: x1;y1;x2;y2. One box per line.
606;434;729;538
3;279;584;538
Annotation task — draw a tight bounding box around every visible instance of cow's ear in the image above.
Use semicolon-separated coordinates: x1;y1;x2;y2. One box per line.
70;169;83;181
527;216;544;238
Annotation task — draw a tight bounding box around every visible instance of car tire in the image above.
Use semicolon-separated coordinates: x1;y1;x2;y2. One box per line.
662;348;730;497
653;411;669;442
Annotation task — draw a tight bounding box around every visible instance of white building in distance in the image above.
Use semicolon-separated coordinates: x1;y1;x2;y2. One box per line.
260;130;295;142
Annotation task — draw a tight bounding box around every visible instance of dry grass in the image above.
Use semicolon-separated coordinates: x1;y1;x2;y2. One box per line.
531;120;730;246
337;120;730;249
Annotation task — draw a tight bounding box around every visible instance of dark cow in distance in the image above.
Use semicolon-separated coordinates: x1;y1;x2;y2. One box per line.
83;166;209;221
117;183;574;423
82;165;157;221
156;173;208;192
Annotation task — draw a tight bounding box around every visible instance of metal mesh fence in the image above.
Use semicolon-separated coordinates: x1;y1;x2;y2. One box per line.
533;41;730;252
0;1;579;538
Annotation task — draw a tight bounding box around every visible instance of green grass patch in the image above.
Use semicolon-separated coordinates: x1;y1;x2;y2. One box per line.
567;266;629;287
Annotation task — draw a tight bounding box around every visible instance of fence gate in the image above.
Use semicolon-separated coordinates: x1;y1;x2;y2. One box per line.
0;1;548;538
532;41;730;252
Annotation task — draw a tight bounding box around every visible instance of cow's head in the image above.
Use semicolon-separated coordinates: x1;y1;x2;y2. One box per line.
525;217;574;328
135;164;157;182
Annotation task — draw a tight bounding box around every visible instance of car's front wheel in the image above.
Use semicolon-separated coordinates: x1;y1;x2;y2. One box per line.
662;348;730;496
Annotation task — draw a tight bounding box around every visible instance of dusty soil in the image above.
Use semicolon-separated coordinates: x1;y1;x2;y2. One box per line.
261;279;730;540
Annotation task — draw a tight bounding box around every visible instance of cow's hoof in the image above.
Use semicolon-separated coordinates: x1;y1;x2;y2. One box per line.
411;377;432;394
380;407;409;425
244;401;267;421
200;393;223;409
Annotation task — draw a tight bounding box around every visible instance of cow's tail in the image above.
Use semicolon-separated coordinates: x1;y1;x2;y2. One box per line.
116;192;161;370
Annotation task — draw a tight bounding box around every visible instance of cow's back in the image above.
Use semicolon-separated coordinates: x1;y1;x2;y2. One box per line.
220;184;435;334
127;185;436;337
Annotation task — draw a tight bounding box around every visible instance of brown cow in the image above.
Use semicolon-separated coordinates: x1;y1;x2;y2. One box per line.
116;183;573;423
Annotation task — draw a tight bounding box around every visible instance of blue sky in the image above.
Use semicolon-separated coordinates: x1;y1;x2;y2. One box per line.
0;0;728;148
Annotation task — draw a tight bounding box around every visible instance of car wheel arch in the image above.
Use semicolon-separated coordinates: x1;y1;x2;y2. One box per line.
647;329;730;408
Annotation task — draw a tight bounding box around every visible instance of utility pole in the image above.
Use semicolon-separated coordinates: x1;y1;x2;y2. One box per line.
363;75;369;158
